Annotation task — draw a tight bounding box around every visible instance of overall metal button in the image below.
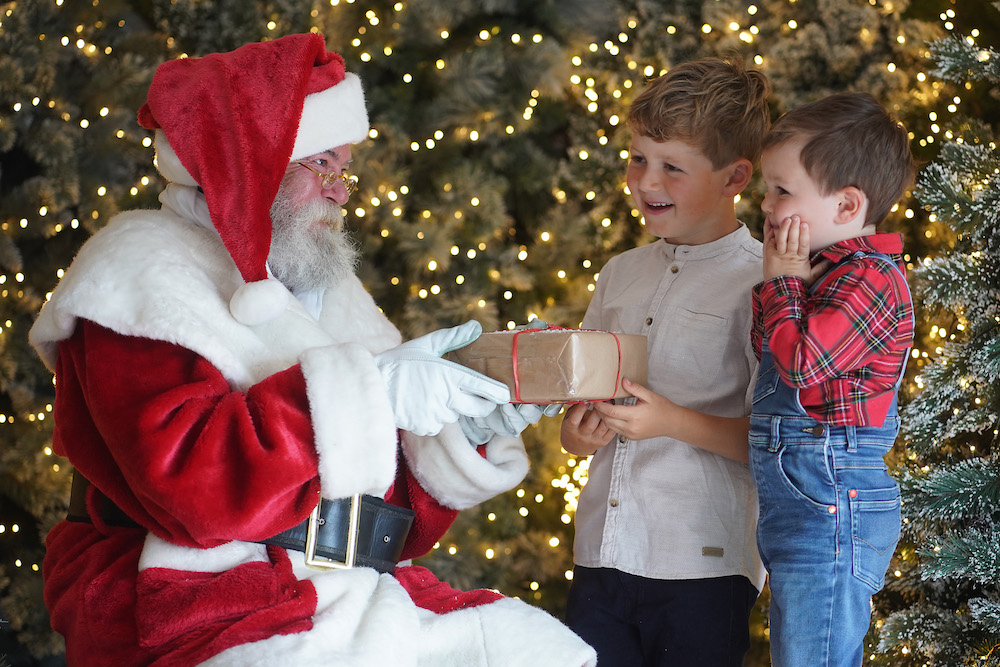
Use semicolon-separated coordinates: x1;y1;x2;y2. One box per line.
804;424;825;437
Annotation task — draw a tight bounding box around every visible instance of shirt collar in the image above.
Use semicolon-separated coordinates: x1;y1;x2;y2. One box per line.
813;232;904;265
657;222;755;261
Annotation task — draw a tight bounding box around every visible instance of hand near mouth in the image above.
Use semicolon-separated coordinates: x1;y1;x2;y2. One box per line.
763;215;816;283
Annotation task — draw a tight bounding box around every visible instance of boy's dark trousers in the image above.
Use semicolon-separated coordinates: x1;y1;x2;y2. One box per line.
565;566;757;666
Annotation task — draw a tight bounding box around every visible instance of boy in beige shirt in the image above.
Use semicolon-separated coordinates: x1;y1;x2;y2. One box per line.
561;57;771;666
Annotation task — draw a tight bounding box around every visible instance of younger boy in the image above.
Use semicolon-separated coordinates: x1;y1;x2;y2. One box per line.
560;57;771;666
750;91;915;666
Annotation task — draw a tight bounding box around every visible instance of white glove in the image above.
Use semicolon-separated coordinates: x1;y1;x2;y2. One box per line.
374;321;510;436
516;318;549;330
459;402;564;445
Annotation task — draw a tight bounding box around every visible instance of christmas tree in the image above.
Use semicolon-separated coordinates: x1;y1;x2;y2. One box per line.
0;0;993;665
873;14;1000;665
0;3;162;663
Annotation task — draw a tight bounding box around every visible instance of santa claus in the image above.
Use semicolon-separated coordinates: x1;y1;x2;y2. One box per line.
29;33;596;666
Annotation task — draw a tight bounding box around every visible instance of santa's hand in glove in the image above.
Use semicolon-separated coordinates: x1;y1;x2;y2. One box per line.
375;320;510;436
459;402;563;445
458;318;562;444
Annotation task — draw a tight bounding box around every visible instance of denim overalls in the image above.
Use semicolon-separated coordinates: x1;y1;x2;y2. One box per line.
748;253;909;667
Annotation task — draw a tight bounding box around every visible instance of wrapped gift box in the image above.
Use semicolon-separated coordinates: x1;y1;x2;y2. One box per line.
448;328;647;403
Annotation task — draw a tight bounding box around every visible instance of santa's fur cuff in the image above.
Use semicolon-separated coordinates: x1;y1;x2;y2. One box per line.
300;344;398;498
400;424;529;510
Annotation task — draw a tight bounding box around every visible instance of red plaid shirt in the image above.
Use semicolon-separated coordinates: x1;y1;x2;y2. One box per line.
751;234;914;427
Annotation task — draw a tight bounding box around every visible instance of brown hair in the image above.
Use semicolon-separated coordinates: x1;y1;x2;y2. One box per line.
763;92;914;227
627;56;772;169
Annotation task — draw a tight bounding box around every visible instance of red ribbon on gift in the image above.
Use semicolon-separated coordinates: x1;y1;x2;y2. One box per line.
510;325;624;404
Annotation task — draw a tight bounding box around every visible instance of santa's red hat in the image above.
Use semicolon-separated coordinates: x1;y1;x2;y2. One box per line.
137;33;369;325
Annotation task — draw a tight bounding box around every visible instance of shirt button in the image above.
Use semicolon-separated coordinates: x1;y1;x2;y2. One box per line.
670;265;679;273
645;317;653;326
609;499;619;508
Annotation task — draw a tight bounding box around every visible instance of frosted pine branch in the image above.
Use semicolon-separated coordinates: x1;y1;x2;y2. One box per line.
918;529;1000;583
915;139;1000;237
898;458;1000;525
970;596;1000;634
929;34;1000;84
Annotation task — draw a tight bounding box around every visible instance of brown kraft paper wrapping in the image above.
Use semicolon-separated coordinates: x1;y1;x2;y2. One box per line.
448;328;648;404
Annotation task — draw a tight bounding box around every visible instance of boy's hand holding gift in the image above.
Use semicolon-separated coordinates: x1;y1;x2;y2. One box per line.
592;378;676;442
560;403;615;457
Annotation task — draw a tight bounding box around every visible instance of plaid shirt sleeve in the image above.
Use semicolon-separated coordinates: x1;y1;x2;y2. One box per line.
756;260;903;389
751;281;773;362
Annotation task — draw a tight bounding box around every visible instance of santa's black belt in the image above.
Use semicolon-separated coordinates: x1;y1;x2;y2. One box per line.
258;494;415;574
67;472;413;575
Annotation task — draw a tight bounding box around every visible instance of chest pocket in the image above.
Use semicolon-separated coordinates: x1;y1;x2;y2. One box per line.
660;308;734;390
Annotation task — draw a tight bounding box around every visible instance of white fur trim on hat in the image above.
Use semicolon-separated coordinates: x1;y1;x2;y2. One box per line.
291;73;369;160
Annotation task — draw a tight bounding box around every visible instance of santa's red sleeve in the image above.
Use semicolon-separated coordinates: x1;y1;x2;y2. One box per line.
55;319;323;545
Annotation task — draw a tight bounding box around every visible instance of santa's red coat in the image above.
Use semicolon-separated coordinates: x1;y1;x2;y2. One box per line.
31;185;596;666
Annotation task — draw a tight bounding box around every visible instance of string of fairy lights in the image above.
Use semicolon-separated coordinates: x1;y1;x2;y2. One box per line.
0;0;988;647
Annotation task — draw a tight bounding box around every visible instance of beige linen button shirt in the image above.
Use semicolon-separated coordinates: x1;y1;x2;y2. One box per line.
573;224;766;591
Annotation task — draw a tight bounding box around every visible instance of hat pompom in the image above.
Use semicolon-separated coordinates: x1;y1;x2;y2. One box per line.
229;278;290;326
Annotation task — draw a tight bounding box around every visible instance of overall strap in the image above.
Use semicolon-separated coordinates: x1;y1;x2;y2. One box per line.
852;250;904;279
808;249;904;294
846;250;914;388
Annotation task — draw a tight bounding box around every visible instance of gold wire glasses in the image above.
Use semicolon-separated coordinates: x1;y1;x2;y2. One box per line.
295;160;359;196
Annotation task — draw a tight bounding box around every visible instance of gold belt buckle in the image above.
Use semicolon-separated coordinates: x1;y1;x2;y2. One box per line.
304;493;362;570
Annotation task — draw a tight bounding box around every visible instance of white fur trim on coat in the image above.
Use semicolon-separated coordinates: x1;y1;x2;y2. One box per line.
300;343;398;498
400;423;530;510
138;533;269;573
195;564;414;667
200;565;596;667
415;597;598;667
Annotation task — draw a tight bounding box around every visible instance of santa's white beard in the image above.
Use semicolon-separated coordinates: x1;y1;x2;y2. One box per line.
268;188;359;293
